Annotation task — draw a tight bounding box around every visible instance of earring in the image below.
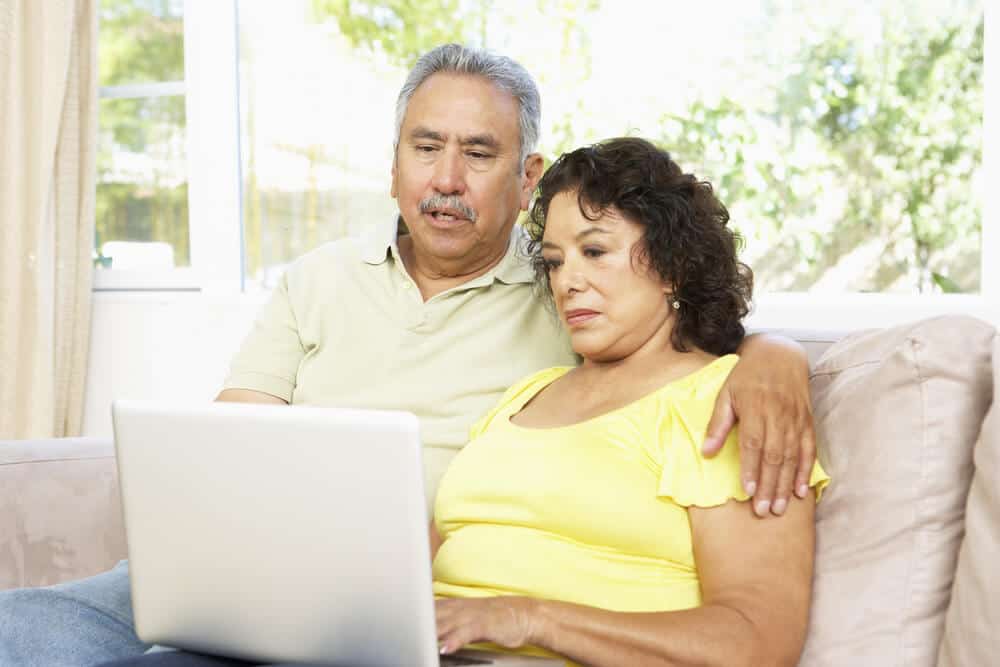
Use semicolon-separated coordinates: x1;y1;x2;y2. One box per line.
671;299;680;310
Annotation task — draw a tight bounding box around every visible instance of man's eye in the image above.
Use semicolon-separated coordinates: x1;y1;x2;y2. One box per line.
416;145;437;153
467;151;491;160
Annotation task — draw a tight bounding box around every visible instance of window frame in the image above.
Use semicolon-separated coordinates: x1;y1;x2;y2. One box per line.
93;0;243;293
94;1;998;327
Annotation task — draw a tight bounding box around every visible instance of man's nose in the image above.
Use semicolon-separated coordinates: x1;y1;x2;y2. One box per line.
431;148;466;195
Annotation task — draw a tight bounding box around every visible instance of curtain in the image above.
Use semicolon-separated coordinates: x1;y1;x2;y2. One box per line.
0;0;97;438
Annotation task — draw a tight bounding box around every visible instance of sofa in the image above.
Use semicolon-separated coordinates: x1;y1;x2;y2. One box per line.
1;315;997;666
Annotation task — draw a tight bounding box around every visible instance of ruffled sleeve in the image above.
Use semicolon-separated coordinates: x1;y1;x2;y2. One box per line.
468;366;572;440
655;355;830;507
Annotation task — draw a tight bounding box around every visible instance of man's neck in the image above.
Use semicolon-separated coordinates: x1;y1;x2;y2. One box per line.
396;234;510;301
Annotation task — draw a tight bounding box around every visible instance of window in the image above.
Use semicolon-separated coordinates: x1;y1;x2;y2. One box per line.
237;0;984;297
96;0;189;283
96;0;996;325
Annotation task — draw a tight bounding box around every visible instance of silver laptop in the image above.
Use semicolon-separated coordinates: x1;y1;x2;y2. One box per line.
112;400;563;666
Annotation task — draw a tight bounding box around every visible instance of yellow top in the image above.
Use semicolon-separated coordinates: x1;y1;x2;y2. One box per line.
434;355;829;630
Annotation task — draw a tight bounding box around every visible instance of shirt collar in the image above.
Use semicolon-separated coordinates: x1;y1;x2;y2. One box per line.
362;218;535;286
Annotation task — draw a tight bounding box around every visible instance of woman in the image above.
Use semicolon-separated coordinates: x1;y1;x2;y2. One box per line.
432;137;828;666
101;138;827;667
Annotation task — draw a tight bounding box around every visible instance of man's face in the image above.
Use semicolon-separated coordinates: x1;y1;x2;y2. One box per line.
391;73;542;271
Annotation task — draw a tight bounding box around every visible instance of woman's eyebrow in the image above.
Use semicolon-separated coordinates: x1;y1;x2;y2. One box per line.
541;226;612;250
576;226;612;240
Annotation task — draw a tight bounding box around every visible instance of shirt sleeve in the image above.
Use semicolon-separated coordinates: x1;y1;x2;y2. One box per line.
654;360;830;508
222;272;305;402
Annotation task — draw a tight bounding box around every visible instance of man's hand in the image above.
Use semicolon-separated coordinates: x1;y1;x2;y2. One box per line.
703;334;816;518
435;597;541;655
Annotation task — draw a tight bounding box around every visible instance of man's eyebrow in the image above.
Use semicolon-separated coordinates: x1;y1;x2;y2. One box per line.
409;127;446;142
460;133;499;149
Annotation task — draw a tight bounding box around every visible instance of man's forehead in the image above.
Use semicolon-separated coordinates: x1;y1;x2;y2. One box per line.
401;73;520;136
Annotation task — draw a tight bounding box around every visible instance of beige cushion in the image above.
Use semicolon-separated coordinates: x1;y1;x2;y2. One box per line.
800;315;995;666
0;438;127;589
937;332;999;665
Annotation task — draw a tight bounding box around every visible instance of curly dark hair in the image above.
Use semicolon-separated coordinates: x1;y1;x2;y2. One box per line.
527;137;753;356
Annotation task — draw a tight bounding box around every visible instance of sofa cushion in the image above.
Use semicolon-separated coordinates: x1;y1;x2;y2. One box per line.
799;315;994;667
0;437;126;589
937;331;999;666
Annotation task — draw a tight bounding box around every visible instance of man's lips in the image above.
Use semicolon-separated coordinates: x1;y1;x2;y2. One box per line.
424;210;470;227
564;309;600;327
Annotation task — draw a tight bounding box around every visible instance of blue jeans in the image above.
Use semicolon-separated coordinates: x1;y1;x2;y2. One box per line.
0;560;151;666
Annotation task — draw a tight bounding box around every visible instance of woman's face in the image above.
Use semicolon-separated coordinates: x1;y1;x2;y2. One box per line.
540;191;675;363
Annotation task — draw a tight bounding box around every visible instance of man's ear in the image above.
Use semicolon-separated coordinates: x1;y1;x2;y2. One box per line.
390;149;399;199
519;153;545;211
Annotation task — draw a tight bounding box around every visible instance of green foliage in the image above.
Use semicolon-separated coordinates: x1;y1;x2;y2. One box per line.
658;8;983;293
96;0;188;264
310;0;477;67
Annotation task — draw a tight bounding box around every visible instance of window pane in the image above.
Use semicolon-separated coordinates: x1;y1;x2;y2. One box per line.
99;0;185;87
238;0;983;293
96;96;190;269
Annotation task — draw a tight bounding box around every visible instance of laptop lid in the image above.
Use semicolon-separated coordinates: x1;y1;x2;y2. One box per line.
112;400;441;666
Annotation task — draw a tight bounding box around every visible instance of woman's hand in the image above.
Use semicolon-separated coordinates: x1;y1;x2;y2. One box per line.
703;334;816;517
435;596;542;655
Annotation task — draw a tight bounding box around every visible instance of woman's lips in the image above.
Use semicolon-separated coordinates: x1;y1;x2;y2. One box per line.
564;309;599;327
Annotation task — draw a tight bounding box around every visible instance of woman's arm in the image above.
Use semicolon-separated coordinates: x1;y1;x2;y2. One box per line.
436;495;816;667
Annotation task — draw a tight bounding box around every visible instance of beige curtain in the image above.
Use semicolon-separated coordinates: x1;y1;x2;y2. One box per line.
0;0;97;439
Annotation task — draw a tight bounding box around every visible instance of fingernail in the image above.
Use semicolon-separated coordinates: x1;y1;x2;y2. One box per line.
745;480;757;496
772;498;787;515
797;484;808;498
701;438;716;453
439;644;449;655
755;500;770;516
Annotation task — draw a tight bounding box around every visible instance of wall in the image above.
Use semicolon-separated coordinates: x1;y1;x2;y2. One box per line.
81;293;263;436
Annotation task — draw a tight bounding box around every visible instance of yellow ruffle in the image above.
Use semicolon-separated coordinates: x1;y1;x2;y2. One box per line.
655;356;830;507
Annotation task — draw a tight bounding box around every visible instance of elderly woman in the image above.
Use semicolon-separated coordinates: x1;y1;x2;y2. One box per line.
431;137;828;666
99;138;827;667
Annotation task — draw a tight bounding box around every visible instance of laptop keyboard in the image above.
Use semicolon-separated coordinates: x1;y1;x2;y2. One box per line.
440;654;492;665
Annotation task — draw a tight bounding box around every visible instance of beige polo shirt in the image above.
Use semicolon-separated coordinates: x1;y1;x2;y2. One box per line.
224;224;577;507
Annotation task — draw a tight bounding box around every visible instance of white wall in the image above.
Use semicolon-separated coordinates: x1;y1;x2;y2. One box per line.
81;292;263;437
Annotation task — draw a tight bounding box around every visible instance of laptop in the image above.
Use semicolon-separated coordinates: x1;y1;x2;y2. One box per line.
112;400;564;666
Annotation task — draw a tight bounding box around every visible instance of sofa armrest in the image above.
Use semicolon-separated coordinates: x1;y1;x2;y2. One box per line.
0;437;127;589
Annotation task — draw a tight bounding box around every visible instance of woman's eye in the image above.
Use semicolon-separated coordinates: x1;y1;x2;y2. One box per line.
583;247;605;258
542;258;562;271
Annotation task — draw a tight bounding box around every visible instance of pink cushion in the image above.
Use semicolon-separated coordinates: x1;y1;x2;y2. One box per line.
800;316;994;666
0;438;126;589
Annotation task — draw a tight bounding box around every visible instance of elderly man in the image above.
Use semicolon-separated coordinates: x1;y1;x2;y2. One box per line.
0;44;815;667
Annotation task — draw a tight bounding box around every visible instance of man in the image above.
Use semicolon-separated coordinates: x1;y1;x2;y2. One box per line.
0;44;816;667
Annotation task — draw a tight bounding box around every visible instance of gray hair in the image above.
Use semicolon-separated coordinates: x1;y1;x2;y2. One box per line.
394;44;541;171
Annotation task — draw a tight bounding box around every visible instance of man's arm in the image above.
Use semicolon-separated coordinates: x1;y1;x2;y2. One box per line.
215;388;288;405
703;333;816;517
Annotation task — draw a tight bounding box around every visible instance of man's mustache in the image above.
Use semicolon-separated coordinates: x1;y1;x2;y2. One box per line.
419;195;478;222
